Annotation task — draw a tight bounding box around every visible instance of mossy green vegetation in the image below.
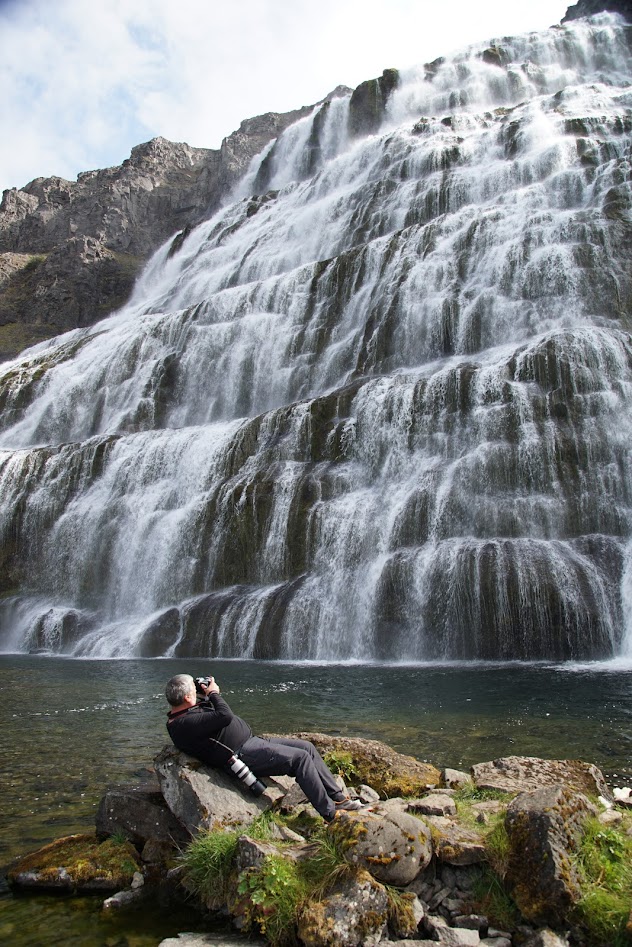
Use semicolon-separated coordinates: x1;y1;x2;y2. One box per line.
7;833;139;889
470;865;520;932
573;815;632;946
180;826;240;904
322;749;358;783
182;814;351;946
237;854;308;946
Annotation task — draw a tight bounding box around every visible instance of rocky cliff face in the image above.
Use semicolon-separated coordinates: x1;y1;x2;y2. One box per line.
3;0;621;364
563;0;632;21
0;93;350;361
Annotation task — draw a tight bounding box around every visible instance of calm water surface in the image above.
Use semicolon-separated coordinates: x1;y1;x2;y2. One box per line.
1;655;632;945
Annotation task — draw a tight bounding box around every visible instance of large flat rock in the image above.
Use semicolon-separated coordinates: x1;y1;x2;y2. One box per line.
154;745;285;834
471;756;610;799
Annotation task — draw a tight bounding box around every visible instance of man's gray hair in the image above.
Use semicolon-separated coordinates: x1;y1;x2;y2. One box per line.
165;674;196;706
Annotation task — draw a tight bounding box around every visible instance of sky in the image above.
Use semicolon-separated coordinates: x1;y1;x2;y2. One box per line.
0;0;571;195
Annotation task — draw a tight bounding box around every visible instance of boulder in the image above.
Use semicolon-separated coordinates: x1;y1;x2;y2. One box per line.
287;732;441;796
96;780;189;848
154;745;284;834
329;807;433;885
102;884;146;909
505;785;595;925
423;816;488;865
6;834;140;892
297;868;389;946
408;793;457;817
443;769;474;790
471;756;611;799
358;784;381;804
423;913;481;945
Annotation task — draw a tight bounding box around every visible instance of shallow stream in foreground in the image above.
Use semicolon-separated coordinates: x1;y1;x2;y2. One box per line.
1;655;631;945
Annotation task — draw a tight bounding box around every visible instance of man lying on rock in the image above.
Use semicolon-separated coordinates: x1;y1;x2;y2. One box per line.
165;673;368;822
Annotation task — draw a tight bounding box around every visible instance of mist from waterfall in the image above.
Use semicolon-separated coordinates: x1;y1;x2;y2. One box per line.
0;13;631;660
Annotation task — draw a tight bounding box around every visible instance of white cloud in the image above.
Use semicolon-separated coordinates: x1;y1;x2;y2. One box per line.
0;0;570;194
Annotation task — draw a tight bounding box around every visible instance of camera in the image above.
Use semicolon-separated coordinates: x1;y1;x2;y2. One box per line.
227;754;266;796
194;676;212;694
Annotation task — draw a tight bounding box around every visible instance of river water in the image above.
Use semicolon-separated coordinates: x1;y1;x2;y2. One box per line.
1;655;632;945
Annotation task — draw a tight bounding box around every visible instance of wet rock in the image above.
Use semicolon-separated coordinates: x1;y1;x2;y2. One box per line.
102;883;146;909
288;732;441;796
297;868;388;946
505;785;595;925
96;780;189;848
348;68;400;138
471;756;611;799
562;0;632;24
141;837;177;866
330;807;433;885
154;745;284;834
7;834;140;892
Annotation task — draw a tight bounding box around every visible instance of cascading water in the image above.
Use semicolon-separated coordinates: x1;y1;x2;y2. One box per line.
0;13;631;660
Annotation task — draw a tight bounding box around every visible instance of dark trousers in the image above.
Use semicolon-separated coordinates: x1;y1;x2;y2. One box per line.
238;736;342;819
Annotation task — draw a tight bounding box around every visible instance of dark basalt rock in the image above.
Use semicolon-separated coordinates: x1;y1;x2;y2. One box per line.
348;68;400;139
563;0;632;21
96;781;189;849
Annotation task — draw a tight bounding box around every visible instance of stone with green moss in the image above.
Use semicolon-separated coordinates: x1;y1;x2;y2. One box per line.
7;833;140;891
285;732;441;796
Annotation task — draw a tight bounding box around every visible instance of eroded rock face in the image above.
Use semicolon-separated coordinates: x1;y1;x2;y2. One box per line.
505;785;596;925
154;745;284;833
297;868;389;947
471;756;611;799
0;102;334;359
330;807;433;885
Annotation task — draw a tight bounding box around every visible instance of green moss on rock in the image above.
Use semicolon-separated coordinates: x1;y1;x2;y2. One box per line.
7;833;140;891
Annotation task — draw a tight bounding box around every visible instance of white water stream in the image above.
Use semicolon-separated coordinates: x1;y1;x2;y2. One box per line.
0;14;630;659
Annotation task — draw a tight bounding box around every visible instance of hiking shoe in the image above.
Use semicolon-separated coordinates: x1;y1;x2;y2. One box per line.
335;797;371;812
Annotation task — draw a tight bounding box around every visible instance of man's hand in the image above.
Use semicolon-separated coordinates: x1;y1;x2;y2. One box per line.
201;677;220;696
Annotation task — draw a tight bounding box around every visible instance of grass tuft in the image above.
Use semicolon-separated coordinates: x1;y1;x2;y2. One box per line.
180;828;239;903
470;865;520;932
573;816;632;946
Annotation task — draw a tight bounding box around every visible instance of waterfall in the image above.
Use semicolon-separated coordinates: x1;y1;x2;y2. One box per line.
1;13;631;660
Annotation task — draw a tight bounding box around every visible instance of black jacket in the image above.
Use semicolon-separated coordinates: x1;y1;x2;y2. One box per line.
166;694;252;766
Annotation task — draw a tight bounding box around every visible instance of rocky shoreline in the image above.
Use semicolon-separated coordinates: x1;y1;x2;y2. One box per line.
6;734;632;947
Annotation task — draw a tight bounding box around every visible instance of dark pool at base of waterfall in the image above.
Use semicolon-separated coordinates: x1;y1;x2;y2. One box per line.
1;654;632;945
